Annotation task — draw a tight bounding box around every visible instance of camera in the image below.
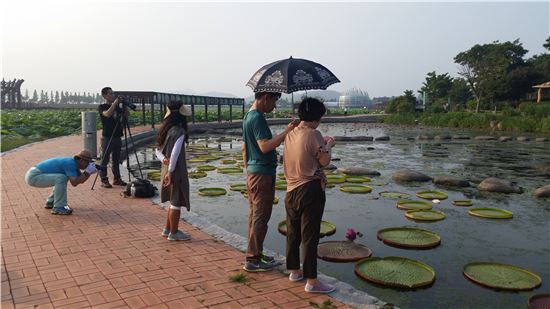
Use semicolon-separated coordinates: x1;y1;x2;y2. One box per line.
118;96;137;111
94;164;108;172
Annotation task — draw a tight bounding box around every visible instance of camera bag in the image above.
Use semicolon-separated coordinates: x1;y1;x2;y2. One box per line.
123;178;157;198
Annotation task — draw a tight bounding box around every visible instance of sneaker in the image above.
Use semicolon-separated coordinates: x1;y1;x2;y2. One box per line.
289;272;304;282
101;179;112;188
112;178;127;186
161;228;170;237
45;201;54;209
242;261;274;272
51;206;73;215
305;281;335;294
261;253;282;266
167;230;191;241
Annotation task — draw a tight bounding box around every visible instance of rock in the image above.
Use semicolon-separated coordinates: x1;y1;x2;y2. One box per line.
533;164;550;175
435;135;452;140
334;136;373;141
477;177;523;194
474;136;497;141
535;137;548;142
433;175;470;187
392;169;432;183
406;137;416;141
499;136;512;142
367;147;375;150
331;158;341;161
337;167;381;176
452;135;471;140
418;135;433;140
323;164;338;170
534;185;550;198
374;136;390;141
517;136;530;142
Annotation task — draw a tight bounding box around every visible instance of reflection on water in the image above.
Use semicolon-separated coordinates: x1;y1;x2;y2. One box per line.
130;123;549;309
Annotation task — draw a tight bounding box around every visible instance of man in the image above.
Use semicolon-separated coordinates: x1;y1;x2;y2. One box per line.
25;150;98;215
98;87;129;188
242;91;299;272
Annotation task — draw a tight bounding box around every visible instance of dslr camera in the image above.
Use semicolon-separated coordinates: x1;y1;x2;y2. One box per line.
94;163;108;172
117;96;137;111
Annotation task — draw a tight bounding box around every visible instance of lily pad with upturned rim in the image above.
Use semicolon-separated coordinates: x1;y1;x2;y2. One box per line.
317;241;373;262
198;187;227;196
278;220;336;237
229;183;247;192
377;227;441;249
196;165;216;171
326;174;346;184
396;200;433;211
379;191;411;199
340;184;372;194
452;199;473;207
188;171;207;179
468;207;513;219
463;262;542;291
217;167;243;174
345;176;371;183
147;171;161;181
220;159;237;164
354;256;436;288
405;210;446;221
416;190;449;200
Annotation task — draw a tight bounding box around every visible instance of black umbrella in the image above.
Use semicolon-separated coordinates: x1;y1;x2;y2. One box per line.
246;56;340;93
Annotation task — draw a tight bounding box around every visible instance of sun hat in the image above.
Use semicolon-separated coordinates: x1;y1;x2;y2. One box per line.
164;104;192;119
74;149;94;162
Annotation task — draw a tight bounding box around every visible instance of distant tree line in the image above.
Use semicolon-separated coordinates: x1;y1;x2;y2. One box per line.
387;37;550;113
22;89;103;105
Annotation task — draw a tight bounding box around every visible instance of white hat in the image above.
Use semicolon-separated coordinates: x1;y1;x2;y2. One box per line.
164;104;192;119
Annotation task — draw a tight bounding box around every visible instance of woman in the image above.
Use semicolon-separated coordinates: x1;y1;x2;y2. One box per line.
283;97;336;293
155;101;192;241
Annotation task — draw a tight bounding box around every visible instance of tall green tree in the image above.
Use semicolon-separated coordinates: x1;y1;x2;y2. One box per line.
419;72;453;107
454;39;528;112
31;90;38;103
448;78;472;110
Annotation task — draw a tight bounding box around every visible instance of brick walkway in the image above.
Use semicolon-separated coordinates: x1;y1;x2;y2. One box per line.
1;127;352;309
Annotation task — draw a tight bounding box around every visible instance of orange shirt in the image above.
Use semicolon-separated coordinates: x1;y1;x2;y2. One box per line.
283;126;326;192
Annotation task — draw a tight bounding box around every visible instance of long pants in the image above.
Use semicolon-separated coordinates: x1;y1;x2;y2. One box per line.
284;180;326;279
246;173;275;263
99;136;122;181
25;167;68;208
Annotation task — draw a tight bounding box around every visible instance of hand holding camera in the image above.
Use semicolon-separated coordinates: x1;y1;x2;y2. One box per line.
323;135;336;148
85;163;98;174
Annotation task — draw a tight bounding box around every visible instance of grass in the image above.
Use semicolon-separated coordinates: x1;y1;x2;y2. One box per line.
310;300;338;309
228;272;249;283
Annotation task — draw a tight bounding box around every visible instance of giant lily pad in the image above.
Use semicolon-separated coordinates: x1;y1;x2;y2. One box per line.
275;180;287;190
278;220;336;238
147;171;161;181
416;190;448;200
220;159;237;164
217;167;243;174
229;183;247;192
196;165;216;171
326;174;346;184
340;184;372;194
198;187;227;196
396;200;433;211
405;210;446;221
345;176;371;183
354;256;435;288
452;199;473;207
379;191;411;199
463;262;542;290
377;227;441;249
317;241;372;262
188;171;207;179
188;158;208;163
468;207;513;219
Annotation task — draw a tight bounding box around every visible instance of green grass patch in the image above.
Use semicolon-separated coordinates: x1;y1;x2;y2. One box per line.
228;272;249;283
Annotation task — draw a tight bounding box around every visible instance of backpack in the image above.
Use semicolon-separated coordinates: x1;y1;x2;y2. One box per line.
123;178;157;198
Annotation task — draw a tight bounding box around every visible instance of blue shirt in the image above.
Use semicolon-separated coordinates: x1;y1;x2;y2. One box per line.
35;157;79;177
243;109;277;175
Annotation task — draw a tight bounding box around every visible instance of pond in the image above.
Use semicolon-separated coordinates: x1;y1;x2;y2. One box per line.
129;123;549;309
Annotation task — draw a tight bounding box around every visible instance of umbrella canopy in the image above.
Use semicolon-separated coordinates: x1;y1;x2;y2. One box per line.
246;56;340;94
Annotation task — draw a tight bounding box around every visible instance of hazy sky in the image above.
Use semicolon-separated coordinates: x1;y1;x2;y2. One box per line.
2;1;549;98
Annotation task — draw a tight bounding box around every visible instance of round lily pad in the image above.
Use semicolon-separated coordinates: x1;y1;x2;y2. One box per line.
273;196;279;205
147;171;161;181
468;207;513;219
196;165;216;171
188;158;208;163
377;227;441;249
326;174;346;184
198;187;227;196
345;176;371;183
463;262;542;291
188;171;207;179
317;241;372;262
379;191;411;199
396;200;433;211
416;190;448;200
196;155;218;161
229;183;247;192
275;180;287;190
278;220;336;238
528;294;550;309
220;159;237;164
339;184;372;194
217;167;243;174
452;199;473;207
354;256;436;288
405;210;446;221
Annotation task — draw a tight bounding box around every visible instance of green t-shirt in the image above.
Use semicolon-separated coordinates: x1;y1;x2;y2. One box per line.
243;109;277;175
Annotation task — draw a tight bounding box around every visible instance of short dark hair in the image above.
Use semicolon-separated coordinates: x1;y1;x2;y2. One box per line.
101;87;112;96
298;97;326;122
255;92;281;100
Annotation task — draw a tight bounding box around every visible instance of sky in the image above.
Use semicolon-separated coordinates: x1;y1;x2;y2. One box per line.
2;1;549;99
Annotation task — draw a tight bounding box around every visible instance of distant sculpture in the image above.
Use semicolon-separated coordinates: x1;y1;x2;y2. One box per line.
0;78;25;108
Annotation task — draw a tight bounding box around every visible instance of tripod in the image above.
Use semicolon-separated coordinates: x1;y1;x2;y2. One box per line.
91;107;144;190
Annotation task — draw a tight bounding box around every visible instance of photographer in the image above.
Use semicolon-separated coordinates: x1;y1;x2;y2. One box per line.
98;87;129;188
25;150;98;215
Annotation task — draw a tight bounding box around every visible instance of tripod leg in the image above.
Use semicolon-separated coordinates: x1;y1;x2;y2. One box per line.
124;119;144;179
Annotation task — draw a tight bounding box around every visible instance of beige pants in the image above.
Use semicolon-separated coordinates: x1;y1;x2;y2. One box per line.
246;173;275;263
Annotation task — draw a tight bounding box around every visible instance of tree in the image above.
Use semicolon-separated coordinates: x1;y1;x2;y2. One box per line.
544;36;550;51
454;39;528;112
385;90;416;113
419;71;453;107
448;78;472;110
31;90;38;103
23;89;29;102
55;91;60;103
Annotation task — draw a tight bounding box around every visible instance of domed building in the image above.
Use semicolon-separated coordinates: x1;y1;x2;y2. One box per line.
338;88;372;109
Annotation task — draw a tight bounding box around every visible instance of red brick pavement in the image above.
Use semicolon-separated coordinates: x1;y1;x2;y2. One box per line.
1;127;351;309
